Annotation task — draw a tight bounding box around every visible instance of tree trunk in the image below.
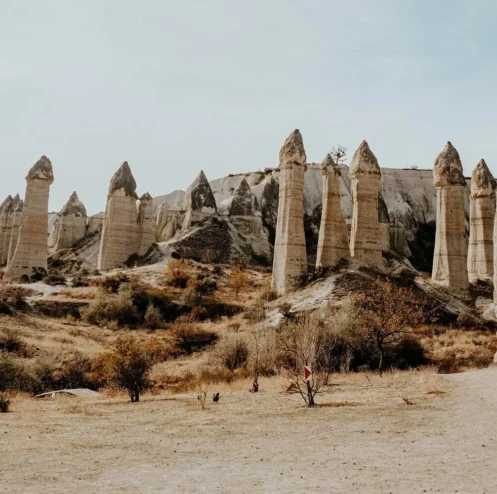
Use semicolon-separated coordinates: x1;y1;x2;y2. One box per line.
306;380;315;407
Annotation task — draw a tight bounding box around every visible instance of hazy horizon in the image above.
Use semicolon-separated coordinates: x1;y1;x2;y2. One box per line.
2;0;496;215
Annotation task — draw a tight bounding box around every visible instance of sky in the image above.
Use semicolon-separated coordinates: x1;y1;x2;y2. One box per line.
1;0;497;214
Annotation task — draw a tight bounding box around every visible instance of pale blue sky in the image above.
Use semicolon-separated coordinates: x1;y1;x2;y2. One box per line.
1;0;496;214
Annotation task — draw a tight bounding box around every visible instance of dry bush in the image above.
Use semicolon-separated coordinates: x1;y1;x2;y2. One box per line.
227;268;250;299
71;276;89;288
0;393;10;413
81;288;137;327
144;337;172;363
213;335;249;371
96;335;153;402
0;330;34;358
57;288;96;300
258;286;278;303
167;259;192;288
144;304;163;329
248;326;279;391
0;285;31;313
457;312;483;330
183;277;217;306
174;324;219;355
228;321;242;332
44;274;67;286
244;300;266;323
98;272;131;293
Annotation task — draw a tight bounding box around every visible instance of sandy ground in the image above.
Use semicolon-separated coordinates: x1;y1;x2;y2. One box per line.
2;368;497;494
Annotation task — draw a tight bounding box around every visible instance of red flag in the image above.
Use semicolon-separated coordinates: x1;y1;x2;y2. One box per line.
304;366;312;382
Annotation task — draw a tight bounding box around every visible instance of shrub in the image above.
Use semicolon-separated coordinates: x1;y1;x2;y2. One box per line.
0;330;33;358
174;325;219;355
54;354;93;389
30;267;47;283
0;394;10;413
144;304;163;329
184;277;217;306
0;354;39;393
44;274;67;286
457;312;483;330
167;259;192;288
81;289;137;327
214;335;249;371
100;272;130;294
72;276;89;288
259;286;278;303
227;268;250;298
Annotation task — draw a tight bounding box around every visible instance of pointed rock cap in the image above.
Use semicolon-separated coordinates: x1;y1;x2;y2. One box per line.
471;159;495;198
0;195;13;213
12;194;20;207
349;140;380;179
60;191;87;217
140;192;153;202
14;199;24;213
109;161;137;197
433;142;466;187
279;129;307;169
27;156;54;183
321;153;340;176
230;178;259;216
182;170;217;213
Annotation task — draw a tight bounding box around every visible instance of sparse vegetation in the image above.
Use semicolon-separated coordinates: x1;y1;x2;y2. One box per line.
214;335;249;371
144;304;163;329
227;268;250;299
167;259;192;288
174;324;219;355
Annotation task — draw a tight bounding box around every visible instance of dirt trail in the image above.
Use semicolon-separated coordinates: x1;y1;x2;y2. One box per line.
2;369;497;493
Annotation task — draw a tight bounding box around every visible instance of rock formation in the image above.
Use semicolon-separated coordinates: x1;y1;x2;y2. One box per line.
432;142;468;291
156;204;183;241
229;178;272;262
0;195;14;266
5;156;54;281
316;154;349;269
137;193;156;256
97;162;139;271
181;171;218;230
349;141;383;267
50;192;88;251
7;196;23;266
468;160;495;282
271;129;308;294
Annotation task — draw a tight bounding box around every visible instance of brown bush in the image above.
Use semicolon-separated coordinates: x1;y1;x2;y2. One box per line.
167;259;192;288
144;304;163;329
0;330;33;358
227;268;250;299
81;289;137;327
457;312;483;330
213;335;249;371
174;324;219;355
258;286;278;303
99;272;131;293
0;393;10;413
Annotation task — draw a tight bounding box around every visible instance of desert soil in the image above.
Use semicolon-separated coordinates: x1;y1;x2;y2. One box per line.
1;368;497;494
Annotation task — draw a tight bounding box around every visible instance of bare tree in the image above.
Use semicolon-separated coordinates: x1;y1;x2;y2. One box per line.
279;318;336;407
330;145;347;166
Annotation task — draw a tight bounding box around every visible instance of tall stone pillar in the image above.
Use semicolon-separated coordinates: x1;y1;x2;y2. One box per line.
431;142;468;291
468;160;495;283
0;195;14;266
5;156;54;281
7;196;23;266
51;192;88;251
137;192;156;256
316;153;349;269
97;162;139;271
349;141;383;267
271;129;308;295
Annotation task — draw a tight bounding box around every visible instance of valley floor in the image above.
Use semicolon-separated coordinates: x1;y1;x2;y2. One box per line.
2;367;497;493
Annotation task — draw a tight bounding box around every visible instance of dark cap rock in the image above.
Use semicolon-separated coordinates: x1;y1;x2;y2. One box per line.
349;141;380;178
26;156;54;183
60;191;87;217
109;162;137;197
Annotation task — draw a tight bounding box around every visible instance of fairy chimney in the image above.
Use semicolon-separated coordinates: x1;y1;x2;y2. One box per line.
181;170;217;230
5;156;54;281
316;154;349;269
0;195;14;266
97;162;139;271
51;192;88;251
349;141;383;267
271;129;308;294
7;196;23;266
468;160;495;283
432;142;468;291
137;192;156;256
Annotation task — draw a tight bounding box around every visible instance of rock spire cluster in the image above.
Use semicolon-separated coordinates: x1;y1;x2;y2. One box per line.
97;162;156;271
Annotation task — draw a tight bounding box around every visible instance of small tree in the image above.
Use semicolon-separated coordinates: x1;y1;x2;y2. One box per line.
144;304;163;329
330;145;347;166
227;268;250;299
355;280;424;375
279;318;336;407
106;336;152;402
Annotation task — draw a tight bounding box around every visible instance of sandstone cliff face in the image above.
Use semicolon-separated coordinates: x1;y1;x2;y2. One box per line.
349;141;383;267
156;205;183;241
97;162;139;271
5;156;54;281
228;178;272;263
50;192;88;251
137;193;156;256
272;130;308;294
316;154;349;269
468;160;495;282
0;195;14;266
432;142;468;291
181;170;218;230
